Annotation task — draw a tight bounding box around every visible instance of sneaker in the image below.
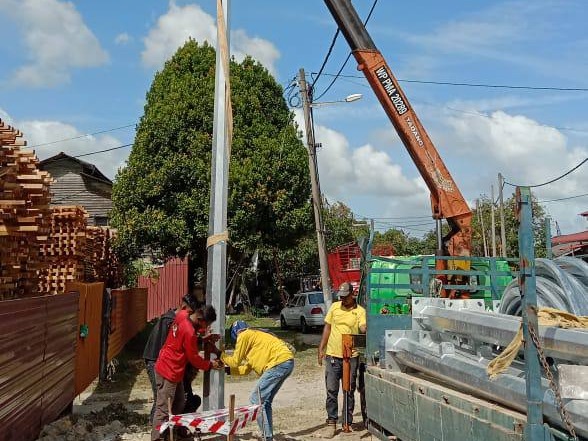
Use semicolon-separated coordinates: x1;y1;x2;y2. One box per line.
322;420;337;438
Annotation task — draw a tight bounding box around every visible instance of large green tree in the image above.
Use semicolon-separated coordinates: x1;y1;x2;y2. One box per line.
111;41;311;276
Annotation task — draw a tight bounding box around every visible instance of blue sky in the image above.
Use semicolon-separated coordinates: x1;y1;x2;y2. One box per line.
0;0;587;238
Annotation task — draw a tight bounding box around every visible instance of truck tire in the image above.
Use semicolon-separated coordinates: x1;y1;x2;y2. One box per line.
280;315;288;330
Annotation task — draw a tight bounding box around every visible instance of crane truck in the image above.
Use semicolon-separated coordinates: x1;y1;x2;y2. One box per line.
321;1;588;440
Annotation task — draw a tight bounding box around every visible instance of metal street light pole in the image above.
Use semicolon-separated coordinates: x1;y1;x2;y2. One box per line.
299;67;333;310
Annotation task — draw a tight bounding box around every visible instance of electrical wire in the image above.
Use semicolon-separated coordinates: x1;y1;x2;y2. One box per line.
538;192;588;203
73;143;133;158
503;158;587;188
312;0;378;102
28;124;135;148
311;29;340;88
313;73;588;93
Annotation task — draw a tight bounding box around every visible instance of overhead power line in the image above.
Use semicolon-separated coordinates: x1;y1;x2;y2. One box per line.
312;0;378;102
312;73;588;93
504;158;587;188
311;29;340;89
72;143;133;158
28;123;136;149
538;192;588;203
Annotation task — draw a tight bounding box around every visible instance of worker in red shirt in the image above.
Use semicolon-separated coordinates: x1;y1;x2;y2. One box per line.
151;305;223;441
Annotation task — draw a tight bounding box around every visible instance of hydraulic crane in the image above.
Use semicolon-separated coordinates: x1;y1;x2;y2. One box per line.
323;0;473;294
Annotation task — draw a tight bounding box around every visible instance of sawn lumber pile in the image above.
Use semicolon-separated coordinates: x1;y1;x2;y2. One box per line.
0;118;52;300
38;205;88;294
1;117;121;298
85;226;122;288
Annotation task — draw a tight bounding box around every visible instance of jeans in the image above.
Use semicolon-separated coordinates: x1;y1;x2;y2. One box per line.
145;359;157;423
250;359;294;441
325;355;358;424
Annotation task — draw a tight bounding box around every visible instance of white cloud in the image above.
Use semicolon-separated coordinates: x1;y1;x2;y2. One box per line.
0;0;109;87
443;108;588;233
293;109;429;226
115;32;132;45
141;2;280;73
1;108;128;180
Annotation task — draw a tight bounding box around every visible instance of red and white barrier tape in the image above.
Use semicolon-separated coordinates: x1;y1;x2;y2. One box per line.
158;404;261;435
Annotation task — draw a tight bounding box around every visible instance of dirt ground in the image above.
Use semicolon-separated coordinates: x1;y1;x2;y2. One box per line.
38;327;371;441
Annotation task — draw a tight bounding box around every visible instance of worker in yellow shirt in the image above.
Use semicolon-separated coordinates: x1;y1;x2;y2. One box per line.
222;321;294;441
318;282;367;437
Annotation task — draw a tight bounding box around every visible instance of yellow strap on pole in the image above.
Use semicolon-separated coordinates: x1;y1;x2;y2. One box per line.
207;231;229;249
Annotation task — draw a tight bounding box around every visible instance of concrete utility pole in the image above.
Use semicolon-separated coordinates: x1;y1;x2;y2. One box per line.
205;0;230;411
476;199;489;257
498;173;507;257
298;68;333;310
490;185;497;257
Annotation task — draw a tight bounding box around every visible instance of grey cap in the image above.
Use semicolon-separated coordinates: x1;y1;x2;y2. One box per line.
338;282;354;298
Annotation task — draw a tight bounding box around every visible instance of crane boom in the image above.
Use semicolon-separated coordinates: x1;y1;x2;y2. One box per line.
323;0;472;262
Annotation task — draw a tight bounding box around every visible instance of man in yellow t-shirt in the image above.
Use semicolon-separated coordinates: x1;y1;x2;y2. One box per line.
222;321;294;441
318;282;367;437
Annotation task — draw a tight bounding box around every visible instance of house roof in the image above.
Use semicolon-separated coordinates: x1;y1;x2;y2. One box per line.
551;230;588;245
39;152;112;184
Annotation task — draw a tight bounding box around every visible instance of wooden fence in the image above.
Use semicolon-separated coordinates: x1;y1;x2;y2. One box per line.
68;282;105;396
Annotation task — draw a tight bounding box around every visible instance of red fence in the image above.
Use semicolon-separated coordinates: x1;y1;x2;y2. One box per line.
138;258;188;321
0;293;78;441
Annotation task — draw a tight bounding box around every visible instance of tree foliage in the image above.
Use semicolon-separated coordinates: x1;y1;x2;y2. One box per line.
111;41;311;273
471;192;547;258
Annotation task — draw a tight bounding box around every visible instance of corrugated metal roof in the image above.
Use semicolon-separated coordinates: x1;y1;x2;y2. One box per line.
552;230;588;245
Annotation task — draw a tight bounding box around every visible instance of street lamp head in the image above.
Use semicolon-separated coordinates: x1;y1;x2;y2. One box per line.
344;93;362;103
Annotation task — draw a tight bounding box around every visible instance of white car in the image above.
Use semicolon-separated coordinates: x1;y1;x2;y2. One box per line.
280;291;326;333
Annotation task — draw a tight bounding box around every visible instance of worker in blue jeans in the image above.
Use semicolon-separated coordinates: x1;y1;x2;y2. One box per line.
318;282;367;437
222;321;295;441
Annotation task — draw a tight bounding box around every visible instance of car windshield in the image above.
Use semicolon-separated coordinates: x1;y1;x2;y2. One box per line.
308;292;324;304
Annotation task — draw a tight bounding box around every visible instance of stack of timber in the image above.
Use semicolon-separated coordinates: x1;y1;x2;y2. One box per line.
38;205;88;294
85;226;122;288
0;118;52;300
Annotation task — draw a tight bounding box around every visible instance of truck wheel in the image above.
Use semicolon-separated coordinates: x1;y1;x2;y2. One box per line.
280;315;288;330
301;317;309;334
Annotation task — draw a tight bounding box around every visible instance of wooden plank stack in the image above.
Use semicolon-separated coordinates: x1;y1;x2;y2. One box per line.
1;118;122;297
85;226;122;288
38;206;88;294
0;118;52;300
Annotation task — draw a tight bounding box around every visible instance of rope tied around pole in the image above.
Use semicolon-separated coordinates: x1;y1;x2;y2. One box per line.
207;231;229;248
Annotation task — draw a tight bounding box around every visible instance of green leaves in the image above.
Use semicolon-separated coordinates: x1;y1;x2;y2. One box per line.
111;40;310;268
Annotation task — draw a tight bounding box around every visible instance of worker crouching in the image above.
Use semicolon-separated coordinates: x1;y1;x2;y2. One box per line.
151;306;223;441
222;320;295;441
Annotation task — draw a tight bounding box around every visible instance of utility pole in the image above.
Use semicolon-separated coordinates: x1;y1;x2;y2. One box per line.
498;173;507;257
490;185;497;257
298;68;332;310
476;199;489;257
205;0;230;411
545;217;553;259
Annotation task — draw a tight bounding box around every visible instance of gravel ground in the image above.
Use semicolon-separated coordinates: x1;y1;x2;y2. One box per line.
38;328;370;441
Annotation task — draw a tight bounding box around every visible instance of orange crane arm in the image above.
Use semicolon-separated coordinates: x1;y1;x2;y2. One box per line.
323;0;472;259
